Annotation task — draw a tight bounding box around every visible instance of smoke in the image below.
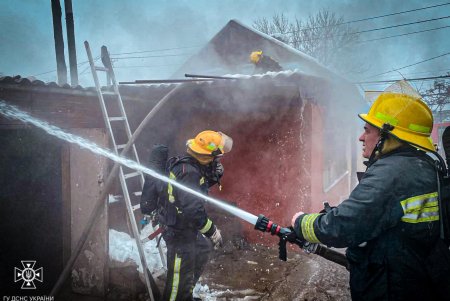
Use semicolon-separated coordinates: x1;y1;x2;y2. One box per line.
1;0;447;88
0;2;54;77
0;0;441;225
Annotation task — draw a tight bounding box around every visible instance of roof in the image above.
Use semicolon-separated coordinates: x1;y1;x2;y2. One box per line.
0;75;174;100
0;75;96;96
172;19;344;81
0;69;362;110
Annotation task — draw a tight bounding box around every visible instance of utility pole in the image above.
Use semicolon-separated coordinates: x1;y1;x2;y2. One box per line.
51;0;67;85
65;0;78;86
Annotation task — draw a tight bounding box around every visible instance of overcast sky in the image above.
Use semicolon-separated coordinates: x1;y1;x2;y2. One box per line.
0;0;449;91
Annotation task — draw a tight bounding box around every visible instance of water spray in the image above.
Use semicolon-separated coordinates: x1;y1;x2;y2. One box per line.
0;101;257;225
0;100;347;267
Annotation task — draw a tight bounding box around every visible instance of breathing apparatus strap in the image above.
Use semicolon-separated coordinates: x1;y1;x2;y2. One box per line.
431;151;450;244
368;123;394;164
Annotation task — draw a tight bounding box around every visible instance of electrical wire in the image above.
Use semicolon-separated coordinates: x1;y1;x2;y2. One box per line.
110;45;201;56
357;74;450;84
365;51;450;79
340;1;450;25
355;15;450;34
275;2;450;34
358;24;450;43
113;64;181;69
283;14;450;44
110;53;193;60
31;57;96;77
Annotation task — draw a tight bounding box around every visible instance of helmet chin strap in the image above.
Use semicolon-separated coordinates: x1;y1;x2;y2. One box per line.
369;123;394;163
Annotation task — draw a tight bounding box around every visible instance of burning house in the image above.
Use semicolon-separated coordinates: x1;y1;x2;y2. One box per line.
0;19;362;299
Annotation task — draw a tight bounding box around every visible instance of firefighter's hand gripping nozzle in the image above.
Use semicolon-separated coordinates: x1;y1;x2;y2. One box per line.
254;214;349;268
254;214;305;261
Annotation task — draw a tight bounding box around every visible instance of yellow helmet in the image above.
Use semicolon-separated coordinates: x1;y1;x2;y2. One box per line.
250;51;263;64
187;130;233;156
359;92;435;152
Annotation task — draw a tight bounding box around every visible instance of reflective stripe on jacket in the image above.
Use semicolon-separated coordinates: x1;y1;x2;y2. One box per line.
165;155;213;238
294;146;441;300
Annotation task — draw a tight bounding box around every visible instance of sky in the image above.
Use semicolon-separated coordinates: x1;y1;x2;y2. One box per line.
0;0;449;92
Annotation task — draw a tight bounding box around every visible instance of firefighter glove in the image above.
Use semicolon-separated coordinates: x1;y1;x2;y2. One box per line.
205;161;224;187
209;227;223;250
291;211;305;227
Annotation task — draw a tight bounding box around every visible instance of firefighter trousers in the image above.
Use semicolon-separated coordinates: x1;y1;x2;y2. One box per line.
162;232;212;301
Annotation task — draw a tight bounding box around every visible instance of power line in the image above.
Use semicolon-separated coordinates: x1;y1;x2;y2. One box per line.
275;2;450;34
359;24;450;43
285;14;450;44
366;51;450;79
111;53;193;60
357;74;450;84
355;15;450;34
111;45;201;56
341;2;450;25
78;65;91;76
32;47;197;76
384;68;450;78
113;64;182;69
31;58;96;77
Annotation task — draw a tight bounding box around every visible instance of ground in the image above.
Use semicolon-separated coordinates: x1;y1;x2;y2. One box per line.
64;237;350;301
195;242;351;301
76;210;351;301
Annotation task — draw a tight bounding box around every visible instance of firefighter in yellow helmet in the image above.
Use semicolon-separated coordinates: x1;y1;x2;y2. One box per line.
291;83;450;300
161;130;232;301
250;50;283;74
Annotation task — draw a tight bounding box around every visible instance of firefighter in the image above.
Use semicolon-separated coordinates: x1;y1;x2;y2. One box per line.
291;87;450;300
250;50;283;74
161;130;232;301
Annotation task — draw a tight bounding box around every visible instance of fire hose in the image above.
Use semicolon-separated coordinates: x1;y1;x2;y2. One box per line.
254;214;349;269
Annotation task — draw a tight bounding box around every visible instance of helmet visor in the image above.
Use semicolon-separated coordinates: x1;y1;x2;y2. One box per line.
219;132;233;154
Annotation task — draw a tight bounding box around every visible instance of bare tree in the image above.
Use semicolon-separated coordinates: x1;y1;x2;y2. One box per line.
422;75;450;118
253;10;366;76
253;14;290;37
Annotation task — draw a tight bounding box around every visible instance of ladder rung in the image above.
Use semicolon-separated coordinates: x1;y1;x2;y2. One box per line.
102;91;119;97
124;171;140;179
116;144;126;150
133;191;142;196
132;203;141;211
108;117;125;122
95;66;109;72
152;269;166;278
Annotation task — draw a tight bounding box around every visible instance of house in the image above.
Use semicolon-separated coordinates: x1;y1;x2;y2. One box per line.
172;19;339;79
0;19;363;297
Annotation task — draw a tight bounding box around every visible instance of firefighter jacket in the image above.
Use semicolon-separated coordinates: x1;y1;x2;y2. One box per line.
162;155;216;241
254;55;283;73
293;146;443;300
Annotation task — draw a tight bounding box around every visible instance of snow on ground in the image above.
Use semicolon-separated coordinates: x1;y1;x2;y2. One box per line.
108;194;122;204
193;283;261;301
109;225;166;274
109;226;264;300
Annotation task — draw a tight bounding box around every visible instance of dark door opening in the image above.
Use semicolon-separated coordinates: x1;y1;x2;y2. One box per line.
0;129;63;295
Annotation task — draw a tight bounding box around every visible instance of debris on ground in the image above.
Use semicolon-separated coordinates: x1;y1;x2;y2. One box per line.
108;227;350;300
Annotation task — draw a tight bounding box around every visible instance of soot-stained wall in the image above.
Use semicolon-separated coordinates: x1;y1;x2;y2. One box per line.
126;80;322;244
0;87;110;296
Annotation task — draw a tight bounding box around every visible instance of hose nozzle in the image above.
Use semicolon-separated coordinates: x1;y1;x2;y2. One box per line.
255;214;281;234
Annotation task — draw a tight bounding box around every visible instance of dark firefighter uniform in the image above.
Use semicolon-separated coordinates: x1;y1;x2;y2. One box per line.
141;131;231;301
254;55;283;73
161;155;219;301
294;146;443;300
250;50;283;74
292;87;450;300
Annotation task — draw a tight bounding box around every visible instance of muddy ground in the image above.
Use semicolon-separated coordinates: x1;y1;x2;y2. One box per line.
103;203;350;301
198;241;351;301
